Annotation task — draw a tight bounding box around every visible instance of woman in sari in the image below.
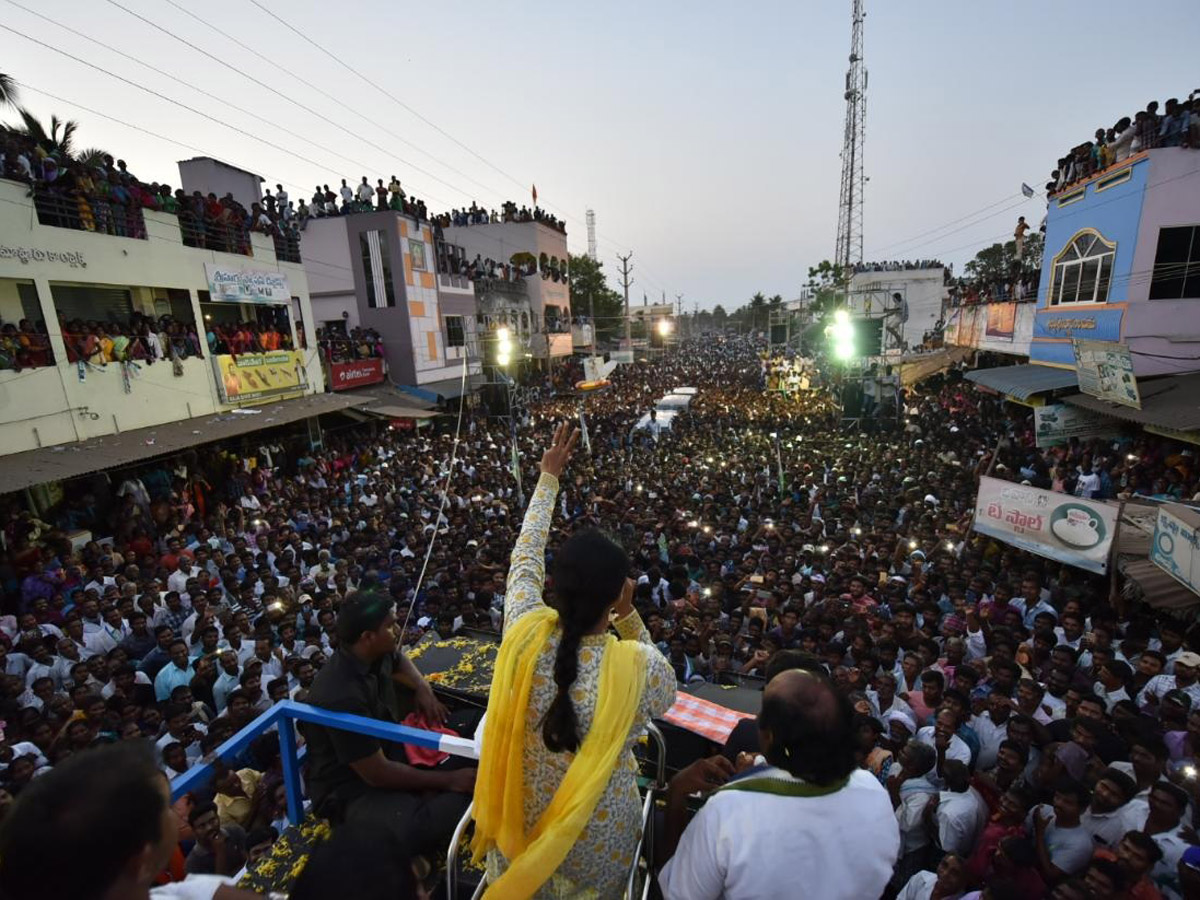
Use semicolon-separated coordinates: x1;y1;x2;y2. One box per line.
472;423;676;899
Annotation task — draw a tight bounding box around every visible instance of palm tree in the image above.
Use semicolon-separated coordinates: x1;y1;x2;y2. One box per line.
15;109;78;156
0;73;17;109
748;292;767;331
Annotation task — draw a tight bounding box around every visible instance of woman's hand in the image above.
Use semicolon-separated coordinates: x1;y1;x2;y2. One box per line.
540;422;580;478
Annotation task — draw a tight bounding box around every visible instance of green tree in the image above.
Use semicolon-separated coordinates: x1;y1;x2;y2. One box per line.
747;292;767;331
567;253;625;343
964;233;1044;282
804;260;850;317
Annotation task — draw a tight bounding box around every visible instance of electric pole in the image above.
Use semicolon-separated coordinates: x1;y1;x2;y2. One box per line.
617;252;633;353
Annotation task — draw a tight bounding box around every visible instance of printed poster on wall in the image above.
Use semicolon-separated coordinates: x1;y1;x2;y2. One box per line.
1150;503;1200;597
985;303;1016;341
1033;403;1114;447
213;351;304;402
974;475;1119;573
1073;339;1141;409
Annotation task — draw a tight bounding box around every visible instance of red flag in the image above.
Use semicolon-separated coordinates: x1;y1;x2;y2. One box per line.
532;184;538;206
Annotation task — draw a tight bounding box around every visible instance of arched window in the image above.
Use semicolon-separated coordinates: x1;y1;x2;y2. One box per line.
1049;230;1115;305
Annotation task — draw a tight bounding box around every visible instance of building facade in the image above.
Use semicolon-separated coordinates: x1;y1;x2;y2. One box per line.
302;212;482;397
1032;146;1200;375
0;179;322;458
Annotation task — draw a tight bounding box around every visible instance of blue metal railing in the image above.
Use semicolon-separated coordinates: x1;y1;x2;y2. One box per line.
170;700;479;827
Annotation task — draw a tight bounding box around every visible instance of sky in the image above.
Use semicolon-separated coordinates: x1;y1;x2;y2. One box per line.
3;0;1199;311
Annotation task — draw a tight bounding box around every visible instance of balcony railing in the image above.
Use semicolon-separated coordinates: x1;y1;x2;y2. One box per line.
272;232;302;264
32;188;147;240
178;215;252;256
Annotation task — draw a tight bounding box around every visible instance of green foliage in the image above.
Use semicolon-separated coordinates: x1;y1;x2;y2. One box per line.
804;260;850;317
568;254;625;342
0;73;17;109
964;232;1044;282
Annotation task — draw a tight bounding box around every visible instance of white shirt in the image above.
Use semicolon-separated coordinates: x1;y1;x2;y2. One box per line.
150;874;237;900
970;712;1008;771
1026;804;1094;877
896;776;938;855
1080;802;1142;850
1138;675;1200;710
1150;824;1190;900
895;870;937;900
659;768;899;900
913;727;972;782
935;786;988;855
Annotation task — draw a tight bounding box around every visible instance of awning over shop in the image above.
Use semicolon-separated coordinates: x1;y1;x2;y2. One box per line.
1062;372;1200;433
964;364;1079;401
898;347;973;387
409;374;483;403
1120;558;1200;614
0;392;367;495
360;405;439;420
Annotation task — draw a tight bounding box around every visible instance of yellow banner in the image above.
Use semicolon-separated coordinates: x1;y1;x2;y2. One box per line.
213;351;304;403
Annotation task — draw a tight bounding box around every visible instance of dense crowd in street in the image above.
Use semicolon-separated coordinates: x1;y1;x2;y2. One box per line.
0;336;1198;898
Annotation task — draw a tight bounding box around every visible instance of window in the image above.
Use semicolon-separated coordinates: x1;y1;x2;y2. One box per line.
445;315;466;348
1149;226;1200;300
1048;230;1115;305
360;230;396;308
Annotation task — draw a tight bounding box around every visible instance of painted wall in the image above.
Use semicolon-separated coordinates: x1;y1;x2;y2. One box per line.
0;179;321;456
177;157;263;213
944;301;1037;356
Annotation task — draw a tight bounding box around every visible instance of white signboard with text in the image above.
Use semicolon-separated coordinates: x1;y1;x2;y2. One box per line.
974;475;1118;574
1073;339;1141;409
1150;503;1200;597
204;264;292;305
1034;403;1113;447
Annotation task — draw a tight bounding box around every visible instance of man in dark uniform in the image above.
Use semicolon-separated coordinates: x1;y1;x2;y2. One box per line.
304;590;475;857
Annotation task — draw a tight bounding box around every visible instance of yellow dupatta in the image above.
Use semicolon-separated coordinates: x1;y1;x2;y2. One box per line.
471;606;647;899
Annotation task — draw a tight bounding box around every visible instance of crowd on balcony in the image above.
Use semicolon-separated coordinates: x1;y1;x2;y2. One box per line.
4;338;1200;898
295;177;429;224
59;314;204;366
1048;91;1199;195
946;269;1042;308
432;200;567;234
316;324;383;363
0;127;307;262
855;260;946;273
204;320;298;357
0;319;54;372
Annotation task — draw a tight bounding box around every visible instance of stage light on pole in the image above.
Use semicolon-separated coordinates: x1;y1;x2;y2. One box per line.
825;308;856;362
495;325;513;367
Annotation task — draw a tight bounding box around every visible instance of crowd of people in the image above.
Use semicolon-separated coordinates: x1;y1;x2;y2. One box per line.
856;260;946;274
61;313;205;366
1;128;303;261
0;319;54;372
945;269;1042;308
0;336;1198;898
206;318;299;357
432;200;567;235
296;177;428;225
1048;91;1199;196
316;324;384;364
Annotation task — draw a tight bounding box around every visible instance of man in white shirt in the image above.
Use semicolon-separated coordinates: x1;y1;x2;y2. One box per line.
660;669;899;900
970;691;1010;771
1028;778;1095;882
913;708;972;785
1079;767;1141;850
930;760;988;856
1137;652;1200;710
895;852;968;900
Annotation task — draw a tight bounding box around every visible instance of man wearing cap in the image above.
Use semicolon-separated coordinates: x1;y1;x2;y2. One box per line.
1138;652;1200;711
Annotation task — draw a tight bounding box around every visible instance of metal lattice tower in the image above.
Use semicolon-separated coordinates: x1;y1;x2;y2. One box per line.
586;209;597;261
835;0;867;272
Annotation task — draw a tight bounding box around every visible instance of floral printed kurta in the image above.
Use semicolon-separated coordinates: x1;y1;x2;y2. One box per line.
486;472;677;899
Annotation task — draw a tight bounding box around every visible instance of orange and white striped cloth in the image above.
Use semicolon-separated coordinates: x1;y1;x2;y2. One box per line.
661;692;755;744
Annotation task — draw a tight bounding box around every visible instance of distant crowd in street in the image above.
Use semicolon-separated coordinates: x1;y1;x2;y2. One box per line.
855;260;946;274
